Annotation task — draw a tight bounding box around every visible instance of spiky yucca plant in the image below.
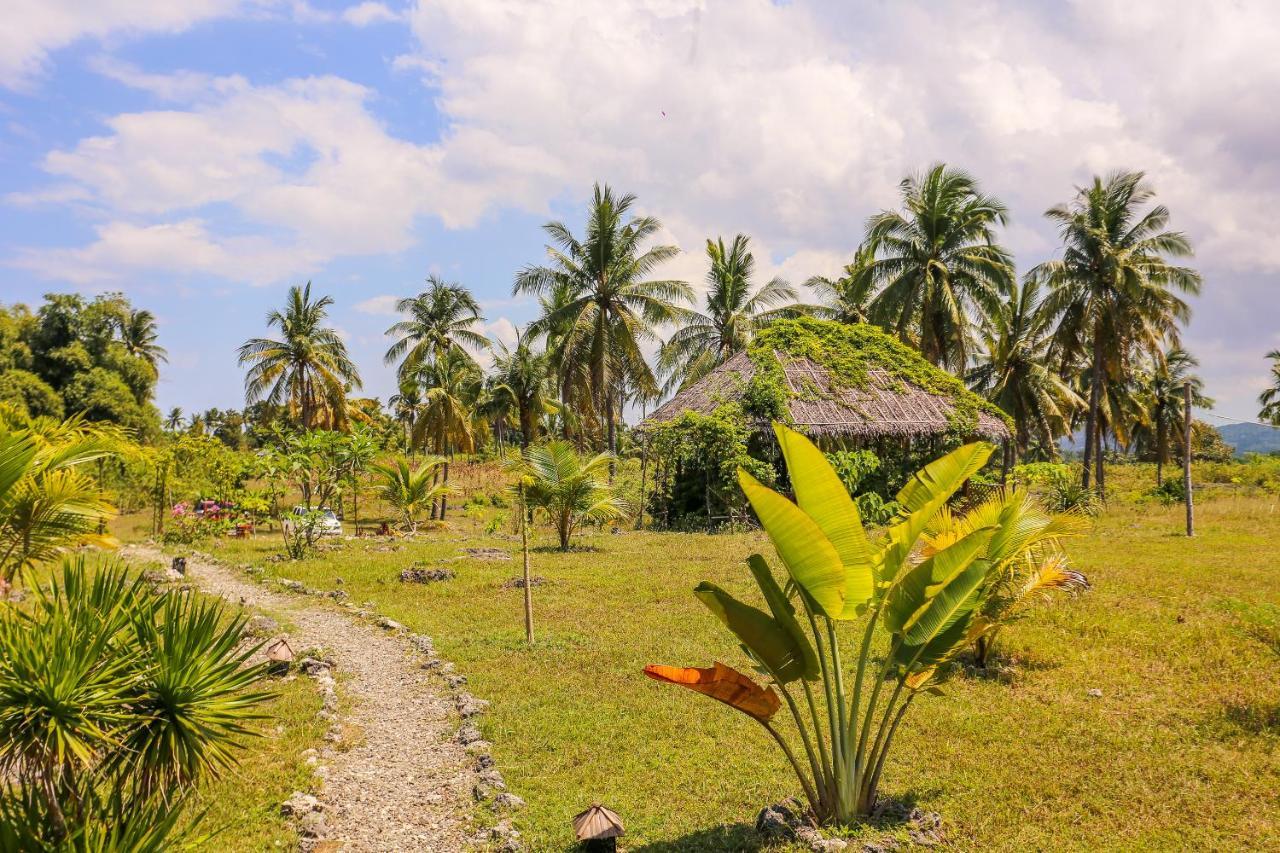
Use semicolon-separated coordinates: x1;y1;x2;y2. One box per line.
0;556;269;846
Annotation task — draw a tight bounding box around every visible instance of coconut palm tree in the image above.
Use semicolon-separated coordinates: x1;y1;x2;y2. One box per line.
164;407;184;433
504;440;628;550
1260;350;1280;426
490;329;556;448
118;308;167;367
514;183;691;458
659;234;805;391
1133;348;1210;485
388;380;424;451
866;164;1014;371
384;276;489;380
807;243;877;325
968;276;1082;461
371;457;449;532
412;348;483;520
237;283;361;431
1033;171;1201;492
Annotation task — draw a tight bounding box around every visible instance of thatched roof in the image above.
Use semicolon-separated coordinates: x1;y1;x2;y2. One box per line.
641;321;1011;443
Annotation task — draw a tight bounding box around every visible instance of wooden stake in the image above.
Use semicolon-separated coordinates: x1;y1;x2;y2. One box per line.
1183;382;1194;537
520;481;534;645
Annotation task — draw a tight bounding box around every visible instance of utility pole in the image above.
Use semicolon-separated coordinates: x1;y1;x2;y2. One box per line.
1183;383;1194;537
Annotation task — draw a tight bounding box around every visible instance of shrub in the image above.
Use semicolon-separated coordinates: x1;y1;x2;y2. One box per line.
1042;469;1102;515
0;556;270;847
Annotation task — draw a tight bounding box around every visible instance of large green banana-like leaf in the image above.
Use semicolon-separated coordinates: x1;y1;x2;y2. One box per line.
747;554;819;680
772;424;874;616
694;582;809;683
877;442;993;584
738;469;846;619
883;526;992;635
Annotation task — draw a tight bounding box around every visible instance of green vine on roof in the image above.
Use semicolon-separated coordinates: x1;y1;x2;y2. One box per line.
743;317;1013;436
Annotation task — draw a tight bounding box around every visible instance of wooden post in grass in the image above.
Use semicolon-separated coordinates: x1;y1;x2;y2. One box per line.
1184;382;1194;537
519;480;534;645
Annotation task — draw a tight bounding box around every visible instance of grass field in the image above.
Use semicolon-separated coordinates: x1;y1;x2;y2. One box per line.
118;463;1280;851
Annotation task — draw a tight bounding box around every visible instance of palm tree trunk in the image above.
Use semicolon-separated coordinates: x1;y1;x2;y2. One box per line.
1156;416;1165;486
429;463;439;521
605;391;617;482
1095;425;1106;497
1081;341;1102;490
441;454;450;521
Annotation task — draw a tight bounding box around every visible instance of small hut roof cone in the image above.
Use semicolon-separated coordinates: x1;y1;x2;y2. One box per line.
573;803;624;845
266;638;294;664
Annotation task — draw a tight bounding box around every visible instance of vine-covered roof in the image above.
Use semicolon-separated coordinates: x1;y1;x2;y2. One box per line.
642;318;1011;442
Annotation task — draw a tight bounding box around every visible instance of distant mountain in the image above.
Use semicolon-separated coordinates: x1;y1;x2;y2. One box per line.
1218;422;1280;457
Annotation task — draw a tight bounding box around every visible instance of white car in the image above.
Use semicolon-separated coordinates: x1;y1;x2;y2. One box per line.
290;505;343;536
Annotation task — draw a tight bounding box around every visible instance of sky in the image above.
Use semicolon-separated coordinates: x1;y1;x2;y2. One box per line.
1;0;1278;426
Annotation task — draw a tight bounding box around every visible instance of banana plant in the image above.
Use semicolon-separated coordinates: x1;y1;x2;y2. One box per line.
646;423;999;823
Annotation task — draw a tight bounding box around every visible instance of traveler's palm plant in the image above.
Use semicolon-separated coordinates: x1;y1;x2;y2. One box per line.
505;441;628;550
647;424;1076;823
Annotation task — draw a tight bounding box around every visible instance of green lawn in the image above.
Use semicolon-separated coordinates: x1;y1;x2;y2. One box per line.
122;466;1280;851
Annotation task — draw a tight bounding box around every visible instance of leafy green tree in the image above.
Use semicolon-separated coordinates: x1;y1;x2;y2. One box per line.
504;440;628;550
383;276;489;379
514;183;691;458
340;425;380;528
1034;171;1200;492
0;370;63;420
1260;350;1280;426
807;244;877;325
968;276;1082;461
659;234;805;391
867;164;1014;371
237;282;362;431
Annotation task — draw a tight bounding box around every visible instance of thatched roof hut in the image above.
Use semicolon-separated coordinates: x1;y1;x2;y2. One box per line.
641;318;1011;444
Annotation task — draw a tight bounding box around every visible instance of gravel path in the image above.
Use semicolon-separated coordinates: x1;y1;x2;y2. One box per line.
125;545;477;852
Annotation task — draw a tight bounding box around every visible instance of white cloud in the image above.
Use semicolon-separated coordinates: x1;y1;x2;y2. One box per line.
23;73;553;282
0;0;247;89
485;316;517;349
354;294;400;315
343;2;401;27
15;219;313;284
11;0;1280;416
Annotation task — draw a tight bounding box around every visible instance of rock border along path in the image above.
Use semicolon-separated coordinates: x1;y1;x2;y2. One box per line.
125;545;493;852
